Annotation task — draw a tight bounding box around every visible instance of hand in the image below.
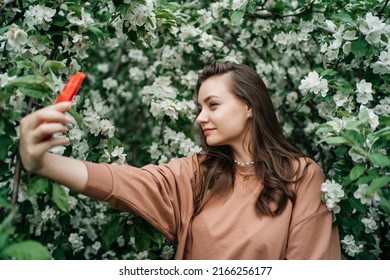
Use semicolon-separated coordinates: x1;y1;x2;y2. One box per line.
19;102;75;173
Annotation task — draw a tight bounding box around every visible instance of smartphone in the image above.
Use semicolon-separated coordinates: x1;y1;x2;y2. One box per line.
55;72;86;103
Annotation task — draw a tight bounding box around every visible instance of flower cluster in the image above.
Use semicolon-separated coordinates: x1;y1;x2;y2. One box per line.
320;179;345;214
149;127;202;164
341;235;364;257
298;71;329;97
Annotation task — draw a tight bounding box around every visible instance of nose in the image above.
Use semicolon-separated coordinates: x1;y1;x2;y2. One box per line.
196;109;209;124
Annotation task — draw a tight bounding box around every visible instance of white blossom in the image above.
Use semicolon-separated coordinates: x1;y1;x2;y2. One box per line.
99;119;115;138
41;206;57;222
374;97;390;116
97;63;109;73
136;250;149;260
371;50;390;75
68;233;84;252
6;26;28;52
341;235;363;257
231;0;247;10
0;72;17;88
66;8;94;28
353;184;380;206
321;179;344;213
359;105;379;131
361;216;378;234
24;5;56;31
356;79;374;105
333;91;350;108
129;66;145;82
298;71;329;97
359;12;386;45
160;245;175;260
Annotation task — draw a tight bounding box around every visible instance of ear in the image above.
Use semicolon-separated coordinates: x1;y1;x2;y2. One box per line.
246;105;253;118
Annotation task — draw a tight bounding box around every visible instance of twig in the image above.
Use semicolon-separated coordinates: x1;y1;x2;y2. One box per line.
111;40;127;78
0;0;14;13
378;0;390;17
11;97;33;207
11;153;21;206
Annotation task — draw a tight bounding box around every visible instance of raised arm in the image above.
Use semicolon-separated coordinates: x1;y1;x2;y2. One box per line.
19;102;87;193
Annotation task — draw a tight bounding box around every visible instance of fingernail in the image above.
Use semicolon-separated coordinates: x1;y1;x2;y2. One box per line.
60;101;72;108
66;123;74;129
64;113;75;123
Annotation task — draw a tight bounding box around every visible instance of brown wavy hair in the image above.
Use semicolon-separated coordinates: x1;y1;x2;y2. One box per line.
193;61;310;217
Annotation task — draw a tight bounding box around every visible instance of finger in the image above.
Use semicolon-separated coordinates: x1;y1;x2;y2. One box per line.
21;102;74;130
34;137;71;155
33;123;69;142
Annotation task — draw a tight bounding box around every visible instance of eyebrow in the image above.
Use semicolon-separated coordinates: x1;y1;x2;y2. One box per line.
197;95;220;105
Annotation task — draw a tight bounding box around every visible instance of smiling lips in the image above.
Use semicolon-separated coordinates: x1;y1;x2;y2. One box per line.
202;128;215;135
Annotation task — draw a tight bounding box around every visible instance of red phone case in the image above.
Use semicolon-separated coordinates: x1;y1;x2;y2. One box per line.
55;72;86;103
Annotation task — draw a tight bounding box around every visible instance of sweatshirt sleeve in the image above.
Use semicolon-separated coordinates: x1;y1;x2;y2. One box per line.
80;156;198;244
286;159;341;260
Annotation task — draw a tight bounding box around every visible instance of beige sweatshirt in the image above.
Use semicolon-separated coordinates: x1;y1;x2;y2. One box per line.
82;155;341;260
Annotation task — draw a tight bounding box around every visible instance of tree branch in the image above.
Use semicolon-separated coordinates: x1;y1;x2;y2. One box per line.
12;97;33;207
11;153;22;207
111;40;127;78
378;0;390;17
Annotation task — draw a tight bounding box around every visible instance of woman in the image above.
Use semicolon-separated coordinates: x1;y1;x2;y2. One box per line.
19;61;341;259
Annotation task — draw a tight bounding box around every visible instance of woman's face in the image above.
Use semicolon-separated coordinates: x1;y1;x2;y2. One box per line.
196;73;252;149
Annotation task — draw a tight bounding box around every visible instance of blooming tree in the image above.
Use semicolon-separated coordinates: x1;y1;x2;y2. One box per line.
0;0;389;260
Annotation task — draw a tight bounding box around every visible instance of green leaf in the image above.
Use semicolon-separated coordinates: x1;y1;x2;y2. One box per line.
315;124;333;134
28;176;49;196
381;33;388;44
348;197;367;214
0;209;15;232
52;183;69;213
321;69;337;77
2;241;50;260
230;11;245;23
351;37;368;58
269;1;285;13
0;87;14;102
379;193;390;217
67;108;83;128
32;55;47;66
369;126;390;139
15;57;35;69
7;75;46;87
341;129;364;146
18;86;47;99
0;135;13;161
356;174;376;185
318;136;347;145
102;216;125;250
349;165;366;181
366;176;390;196
368;153;390;167
42;60;64;72
0;226;14;252
0;188;12;209
134;225;151;250
334;11;353;23
87;25;106;40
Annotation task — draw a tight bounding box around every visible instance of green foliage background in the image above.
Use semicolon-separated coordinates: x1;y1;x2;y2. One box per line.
0;0;389;259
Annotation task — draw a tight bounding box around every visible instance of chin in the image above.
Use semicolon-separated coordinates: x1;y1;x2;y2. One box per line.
206;139;224;147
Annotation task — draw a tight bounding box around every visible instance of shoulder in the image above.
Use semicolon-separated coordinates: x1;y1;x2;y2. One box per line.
291;157;325;194
293;157;324;179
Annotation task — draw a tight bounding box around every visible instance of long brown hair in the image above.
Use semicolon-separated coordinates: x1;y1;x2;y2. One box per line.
193;61;310;216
